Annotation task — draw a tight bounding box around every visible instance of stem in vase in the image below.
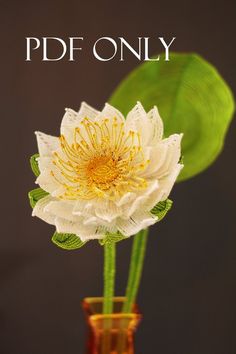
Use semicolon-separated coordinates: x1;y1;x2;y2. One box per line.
103;242;116;314
123;228;148;313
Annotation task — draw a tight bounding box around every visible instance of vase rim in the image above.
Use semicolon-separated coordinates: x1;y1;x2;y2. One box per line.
82;297;141;321
89;313;141;321
84;296;127;304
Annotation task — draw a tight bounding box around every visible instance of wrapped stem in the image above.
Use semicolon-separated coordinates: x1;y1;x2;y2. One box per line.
123;228;148;313
103;242;116;314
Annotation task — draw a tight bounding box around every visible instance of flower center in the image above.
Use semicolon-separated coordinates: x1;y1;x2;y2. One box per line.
51;116;150;200
86;155;119;188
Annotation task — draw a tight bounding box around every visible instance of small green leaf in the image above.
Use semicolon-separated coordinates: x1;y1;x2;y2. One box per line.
30;154;40;177
151;199;173;221
99;231;127;246
52;232;87;250
109;53;235;182
28;188;49;208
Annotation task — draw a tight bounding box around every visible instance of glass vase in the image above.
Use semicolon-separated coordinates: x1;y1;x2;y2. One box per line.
82;297;141;354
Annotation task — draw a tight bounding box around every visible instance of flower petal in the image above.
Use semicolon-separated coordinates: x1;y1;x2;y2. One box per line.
126;102;150;144
35;131;59;157
37;156;54;173
115;192;137;207
126;101;147;125
78;101;99;120
140;185;166;212
142;164;183;212
117;211;157;237
122;180;159;218
96;103;125;124
155;134;183;179
142;144;168;178
95;200;123;222
36;169;61;195
147;106;164;144
55;217;105;241
44;200;77;222
32;195;56;225
126;103;165;147
159;163;183;200
73;200;96;216
73;199;120;225
60;108;81;142
55;217;82;234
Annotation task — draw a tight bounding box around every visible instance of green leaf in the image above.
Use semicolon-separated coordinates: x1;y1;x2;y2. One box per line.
30;154;40;177
151;199;173;221
99;231;127;246
109;53;235;182
28;188;49;208
51;232;87;250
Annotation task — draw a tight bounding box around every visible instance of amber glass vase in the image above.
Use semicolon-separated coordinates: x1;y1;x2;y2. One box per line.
82;297;141;354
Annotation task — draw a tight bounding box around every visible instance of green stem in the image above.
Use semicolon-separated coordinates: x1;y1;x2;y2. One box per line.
103;242;116;314
123;228;148;313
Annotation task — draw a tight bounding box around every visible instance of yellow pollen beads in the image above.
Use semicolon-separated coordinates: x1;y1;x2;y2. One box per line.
86;155;119;189
51;116;150;200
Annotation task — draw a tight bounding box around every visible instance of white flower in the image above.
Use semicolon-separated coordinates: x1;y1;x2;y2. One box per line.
33;102;183;241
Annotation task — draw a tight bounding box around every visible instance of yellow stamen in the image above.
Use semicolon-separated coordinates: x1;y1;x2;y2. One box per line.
52;117;149;200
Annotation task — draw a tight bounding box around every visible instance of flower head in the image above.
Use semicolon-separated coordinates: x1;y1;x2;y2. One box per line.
32;102;183;241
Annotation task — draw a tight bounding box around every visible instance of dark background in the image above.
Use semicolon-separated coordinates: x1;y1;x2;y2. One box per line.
1;0;236;353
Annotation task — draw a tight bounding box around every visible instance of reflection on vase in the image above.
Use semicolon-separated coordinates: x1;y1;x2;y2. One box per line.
83;297;141;354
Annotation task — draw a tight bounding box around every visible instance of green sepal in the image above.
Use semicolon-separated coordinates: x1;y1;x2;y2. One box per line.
28;188;49;208
52;232;87;250
30;154;40;177
151;199;173;221
99;231;127;246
